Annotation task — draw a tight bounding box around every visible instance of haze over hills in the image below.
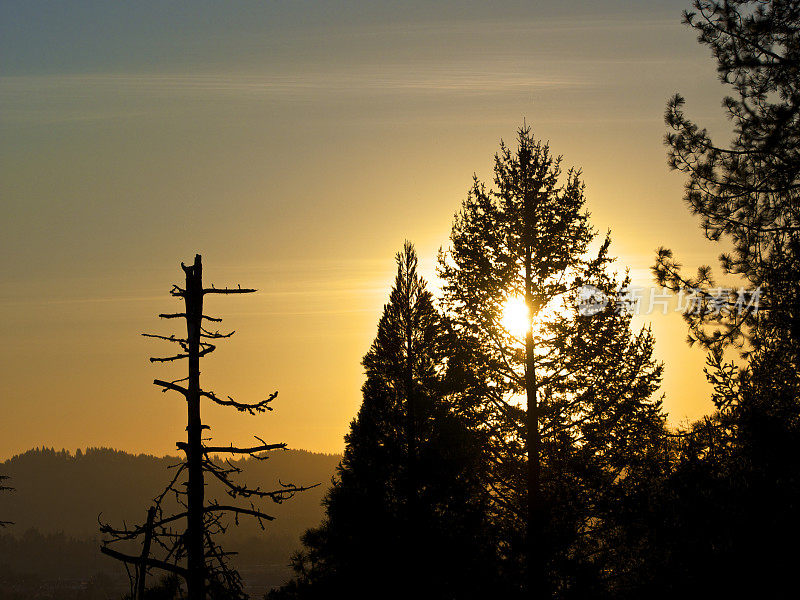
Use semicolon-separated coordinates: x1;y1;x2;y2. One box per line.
0;447;341;598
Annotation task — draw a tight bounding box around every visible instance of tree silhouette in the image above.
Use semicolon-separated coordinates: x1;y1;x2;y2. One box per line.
269;242;500;600
100;254;314;600
655;0;799;353
644;3;800;596
654;0;800;456
439;126;666;597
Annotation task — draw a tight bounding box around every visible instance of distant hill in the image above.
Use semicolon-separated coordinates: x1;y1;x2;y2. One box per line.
0;447;341;598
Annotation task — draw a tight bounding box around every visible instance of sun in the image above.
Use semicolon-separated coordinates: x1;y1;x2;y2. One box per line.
501;296;530;338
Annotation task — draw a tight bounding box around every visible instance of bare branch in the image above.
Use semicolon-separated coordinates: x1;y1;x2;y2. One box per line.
160;313;224;324
205;465;320;502
200;327;235;339
142;333;189;345
153;379;189;396
105;254;309;597
102;501;276;542
149;353;189;363
149;343;216;363
100;545;188;578
202;285;257;295
205;504;275;522
204;437;287;455
200;389;278;414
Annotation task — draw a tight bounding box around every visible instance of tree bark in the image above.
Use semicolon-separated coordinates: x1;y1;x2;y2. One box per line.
185;254;205;600
136;506;156;600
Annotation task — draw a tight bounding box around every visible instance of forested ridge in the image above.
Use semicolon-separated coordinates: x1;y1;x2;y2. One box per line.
0;448;340;599
0;448;340;539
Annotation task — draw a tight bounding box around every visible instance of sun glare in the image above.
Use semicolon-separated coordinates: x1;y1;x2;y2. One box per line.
501;296;530;338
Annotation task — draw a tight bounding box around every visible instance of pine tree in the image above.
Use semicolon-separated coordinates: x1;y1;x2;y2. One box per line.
439;126;667;597
654;0;800;441
656;0;800;355
269;242;499;600
644;4;800;595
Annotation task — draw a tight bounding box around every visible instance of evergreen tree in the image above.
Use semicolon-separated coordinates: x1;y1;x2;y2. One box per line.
269;242;499;600
654;0;800;445
439;126;667;598
644;4;800;596
656;0;800;355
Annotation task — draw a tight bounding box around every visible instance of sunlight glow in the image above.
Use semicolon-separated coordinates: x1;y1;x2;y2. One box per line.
501;296;530;338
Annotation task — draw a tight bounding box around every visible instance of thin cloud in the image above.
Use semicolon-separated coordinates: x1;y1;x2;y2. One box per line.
0;69;582;98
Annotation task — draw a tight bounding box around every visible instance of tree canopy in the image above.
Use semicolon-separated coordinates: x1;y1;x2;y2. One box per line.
269;243;500;600
439;126;667;598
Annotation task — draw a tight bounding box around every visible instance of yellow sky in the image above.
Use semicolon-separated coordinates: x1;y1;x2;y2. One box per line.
1;1;735;458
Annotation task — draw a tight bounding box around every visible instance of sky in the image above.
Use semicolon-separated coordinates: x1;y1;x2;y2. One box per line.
1;0;738;459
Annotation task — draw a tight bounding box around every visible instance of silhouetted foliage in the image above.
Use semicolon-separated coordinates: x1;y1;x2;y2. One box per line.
269;243;502;600
100;255;314;600
641;2;800;597
656;0;800;353
439;126;668;598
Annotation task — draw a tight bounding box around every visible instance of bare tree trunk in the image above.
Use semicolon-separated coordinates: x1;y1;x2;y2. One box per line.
136;506;156;600
185;254;205;600
100;254;301;598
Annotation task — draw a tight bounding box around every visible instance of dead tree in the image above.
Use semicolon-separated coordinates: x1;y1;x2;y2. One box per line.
0;475;12;527
101;254;315;600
